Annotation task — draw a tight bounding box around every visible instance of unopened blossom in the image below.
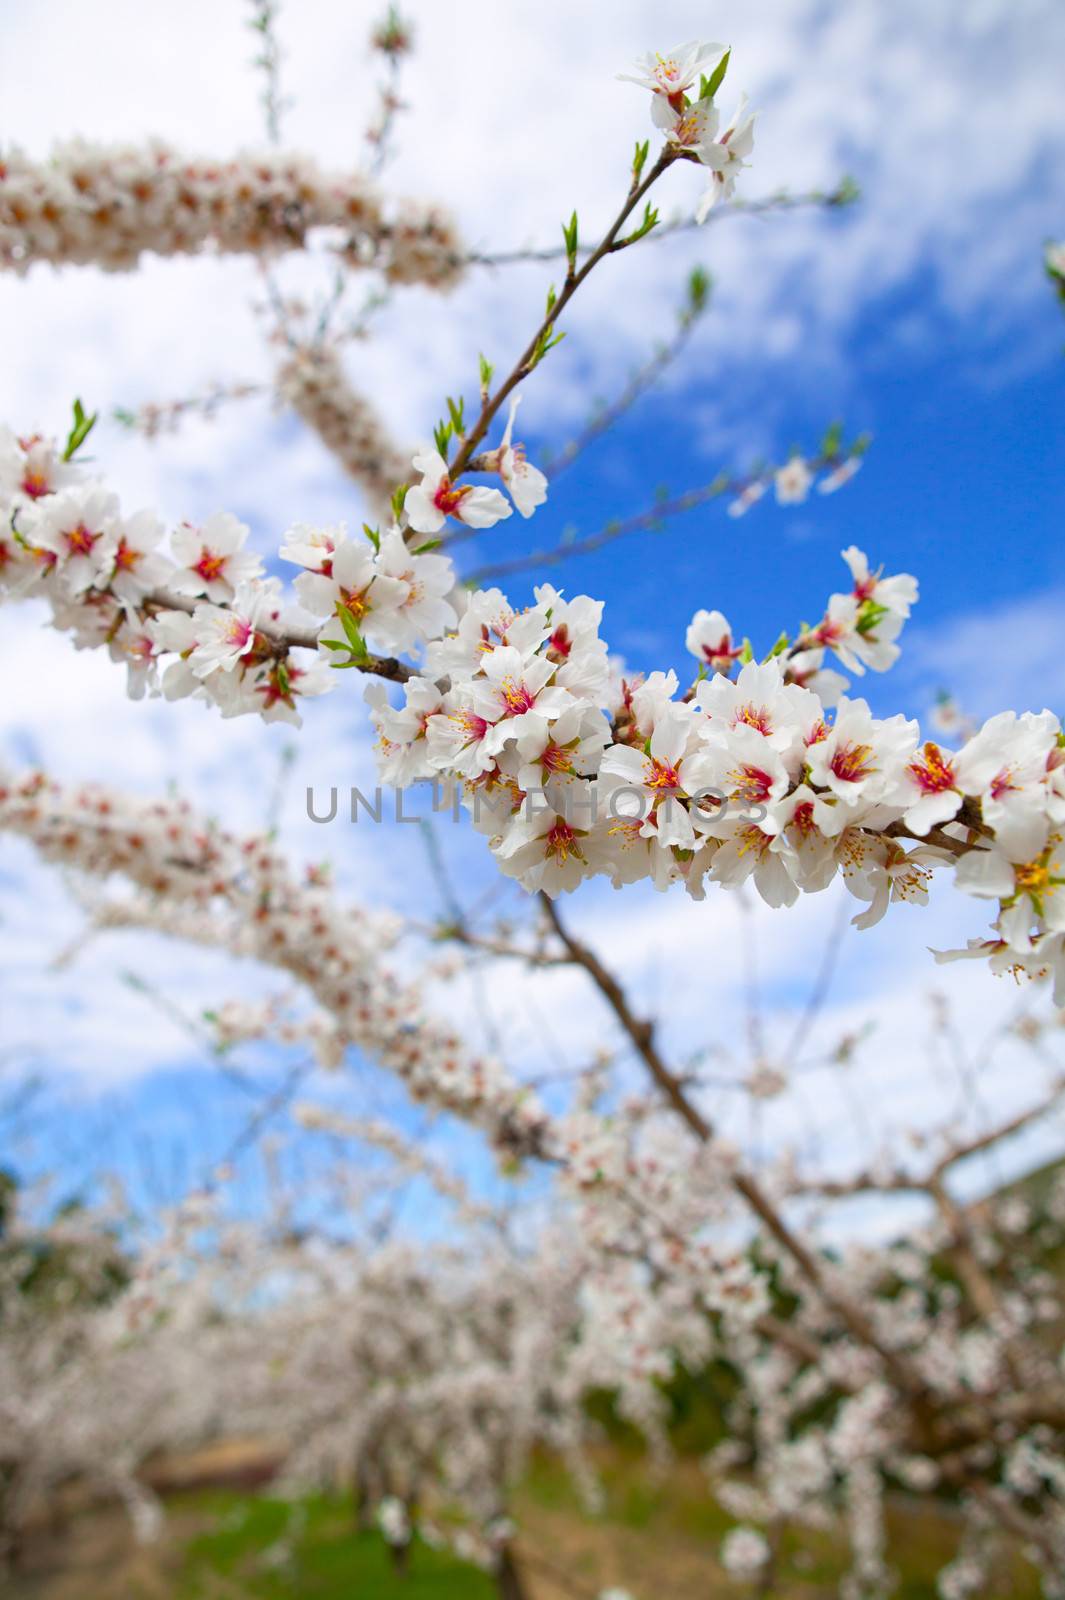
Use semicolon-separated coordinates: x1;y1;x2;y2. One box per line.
498;395;548;519
617;42;727;101
726;479;766;518
695;96;757;220
534;584;610;696
818;455;862;494
404;447;511;535
685;608;743;672
169;513;264;603
774;454;813;505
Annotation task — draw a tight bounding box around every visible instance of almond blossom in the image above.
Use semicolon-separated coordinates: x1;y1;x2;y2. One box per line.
405;447;512;535
169;512;264;603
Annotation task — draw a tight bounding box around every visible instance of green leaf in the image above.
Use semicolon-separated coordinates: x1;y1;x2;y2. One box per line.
739;637;754;663
764;631;791;661
63;397;98;462
433;419;452;458
632;140;650;184
319;638;350;651
562;210;579;271
478;352;494;391
412;539;442;554
336;605;370;660
686;266;712;316
446;395;465;435
390;484;408;520
855;598;889;637
821;419;843;459
700;47;730;101
362;522;381;553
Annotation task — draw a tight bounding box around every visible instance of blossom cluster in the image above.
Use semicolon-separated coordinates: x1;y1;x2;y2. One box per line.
0;141;465;288
0;768;550;1152
277;344;411;515
620;41;756;220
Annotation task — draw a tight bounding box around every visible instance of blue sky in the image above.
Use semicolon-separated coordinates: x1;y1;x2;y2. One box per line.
2;0;1064;1229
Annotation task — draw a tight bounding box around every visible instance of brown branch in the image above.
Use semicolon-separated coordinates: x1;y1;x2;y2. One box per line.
537;892;933;1404
447;151;676;483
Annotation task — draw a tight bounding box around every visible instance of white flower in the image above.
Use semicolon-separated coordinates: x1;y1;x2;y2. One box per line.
617;42;727;100
656;98;721;161
774;455;813;505
721;1525;770;1578
897;740;964;836
404;448;512;534
498;395;548;519
97;509;172;606
599;703;703;850
696;659;823;769
952;709;1059;859
465;645;576;754
253;654;335;726
189;580;278;678
955;830;1065;954
26;485;118;594
491;777;607;898
425;587;547;680
685;608;743;671
372;526;458;653
804;697;918;827
534;585;610;696
514;703;610;792
366;676;445;786
169;512;264;602
293;534;409;655
695;96;756;220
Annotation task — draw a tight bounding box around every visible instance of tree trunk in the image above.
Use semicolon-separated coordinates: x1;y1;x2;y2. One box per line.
495;1544;531;1600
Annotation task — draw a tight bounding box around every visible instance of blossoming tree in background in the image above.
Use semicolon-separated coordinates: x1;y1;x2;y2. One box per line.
3;10;1065;1599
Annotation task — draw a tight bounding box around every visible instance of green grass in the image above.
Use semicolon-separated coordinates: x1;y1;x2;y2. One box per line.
177;1490;496;1599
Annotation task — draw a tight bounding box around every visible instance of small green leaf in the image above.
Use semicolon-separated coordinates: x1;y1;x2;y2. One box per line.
63;397;98;461
478;352;494;391
739;637;754;663
821;419;843;459
336;605;369;660
632;140;650;184
764;631;791;661
700;47;730;102
412;539;442;554
362;522;381;552
446;395;465;435
687;266;712;316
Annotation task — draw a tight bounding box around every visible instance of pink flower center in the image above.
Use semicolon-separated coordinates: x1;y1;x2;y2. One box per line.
546;819;582;863
830;742;875;784
432;478;471;518
728;764;774;803
646;757;680;793
733;703;772;735
64;522;101;557
908;742;956;794
500;678;536;715
195;549;227;583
